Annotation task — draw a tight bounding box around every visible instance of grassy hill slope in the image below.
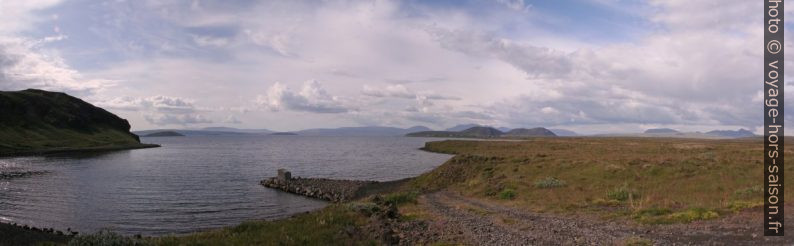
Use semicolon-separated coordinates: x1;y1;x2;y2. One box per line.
0;89;156;156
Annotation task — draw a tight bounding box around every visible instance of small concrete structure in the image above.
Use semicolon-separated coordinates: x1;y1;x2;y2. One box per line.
277;168;292;182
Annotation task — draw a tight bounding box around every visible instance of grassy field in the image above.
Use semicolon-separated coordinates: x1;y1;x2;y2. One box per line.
408;137;785;224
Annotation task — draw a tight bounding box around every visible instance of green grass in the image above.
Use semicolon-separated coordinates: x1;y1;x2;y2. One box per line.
151;205;376;245
498;188;516;200
534;177;566;189
409;137;791;224
0;126;149;156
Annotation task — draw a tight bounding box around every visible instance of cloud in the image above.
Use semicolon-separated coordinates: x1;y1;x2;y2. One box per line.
144;114;212;125
0;37;112;95
362;84;460;100
222;115;242;124
98;95;214;126
99;95;198;113
427;28;573;78
495;0;532;13
0;0;63;35
257;80;350;113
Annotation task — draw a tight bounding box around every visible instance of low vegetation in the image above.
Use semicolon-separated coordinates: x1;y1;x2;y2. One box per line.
408;137;788;224
151;205;376;245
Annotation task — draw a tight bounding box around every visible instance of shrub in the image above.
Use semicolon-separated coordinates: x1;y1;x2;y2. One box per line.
668;208;719;223
384;192;419;205
607;185;639;201
68;230;148;246
534;177;566;189
498;188;516;200
727;200;764;212
733;185;763;199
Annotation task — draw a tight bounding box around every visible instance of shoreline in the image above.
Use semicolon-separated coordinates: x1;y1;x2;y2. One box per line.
0;143;160;158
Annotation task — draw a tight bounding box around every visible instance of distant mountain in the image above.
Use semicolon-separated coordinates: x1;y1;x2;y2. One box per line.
445;124;481;132
497;127;512;132
201;127;273;134
134;129;252;136
297;126;431;136
0;89;157;156
407;126;499;138
406;125;432;132
143;131;185;137
549;129;578;136
460;126;503;137
705;129;755;138
503;128;556;137
269;132;298;136
644;128;680;134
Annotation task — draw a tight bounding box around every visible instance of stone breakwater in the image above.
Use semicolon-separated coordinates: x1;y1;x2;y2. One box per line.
260;176;377;202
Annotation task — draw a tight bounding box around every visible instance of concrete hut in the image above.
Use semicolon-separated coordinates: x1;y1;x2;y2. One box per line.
277;168;292;182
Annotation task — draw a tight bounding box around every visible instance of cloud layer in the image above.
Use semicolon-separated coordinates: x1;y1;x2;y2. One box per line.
0;0;781;133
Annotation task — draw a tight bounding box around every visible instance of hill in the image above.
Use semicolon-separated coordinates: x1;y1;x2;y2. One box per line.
503;127;557;137
134;129;252;136
143;131;185;137
269;132;298;136
297;126;431;136
0;89;157;156
644;128;680;134
549;128;578;136
407;126;505;138
445;124;481;132
706;129;755;138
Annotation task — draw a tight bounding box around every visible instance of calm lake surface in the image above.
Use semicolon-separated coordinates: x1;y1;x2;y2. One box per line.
0;136;451;235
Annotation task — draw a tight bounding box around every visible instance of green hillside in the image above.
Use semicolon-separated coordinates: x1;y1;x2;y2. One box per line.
0;89;157;156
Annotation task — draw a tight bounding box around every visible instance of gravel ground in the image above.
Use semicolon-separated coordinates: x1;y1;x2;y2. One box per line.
398;191;794;245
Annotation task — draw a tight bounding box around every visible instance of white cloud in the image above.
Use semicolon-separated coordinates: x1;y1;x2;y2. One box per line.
495;0;532;13
0;37;112;95
144;114;212;126
257;80;350;114
0;0;63;35
97;95;214;126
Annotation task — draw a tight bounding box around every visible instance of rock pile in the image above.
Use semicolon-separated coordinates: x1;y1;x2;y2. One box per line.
260;170;376;202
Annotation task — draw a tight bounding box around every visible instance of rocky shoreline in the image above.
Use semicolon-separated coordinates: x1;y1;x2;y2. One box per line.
0;143;160;157
0;170;49;180
260;169;379;202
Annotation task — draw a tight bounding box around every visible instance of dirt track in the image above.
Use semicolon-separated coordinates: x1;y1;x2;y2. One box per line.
398;191;793;245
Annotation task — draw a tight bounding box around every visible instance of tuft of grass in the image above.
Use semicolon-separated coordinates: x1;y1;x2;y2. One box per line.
635;207;719;224
727;200;764;212
384;191;419;205
498;188;517;200
69;230;147;246
607;185;639;202
733;185;763;199
533;177;566;189
622;236;653;246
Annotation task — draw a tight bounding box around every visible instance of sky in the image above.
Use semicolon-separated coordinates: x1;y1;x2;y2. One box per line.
0;0;790;134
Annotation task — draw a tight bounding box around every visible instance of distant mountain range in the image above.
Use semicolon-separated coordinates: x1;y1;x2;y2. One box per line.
134;125;757;139
600;128;757;139
406;126;557;138
135;126;433;137
644;128;680;134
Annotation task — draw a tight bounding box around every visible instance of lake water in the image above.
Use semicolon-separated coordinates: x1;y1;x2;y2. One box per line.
0;136;451;235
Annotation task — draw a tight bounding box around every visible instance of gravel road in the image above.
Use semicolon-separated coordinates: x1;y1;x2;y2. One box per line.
397;191;794;245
